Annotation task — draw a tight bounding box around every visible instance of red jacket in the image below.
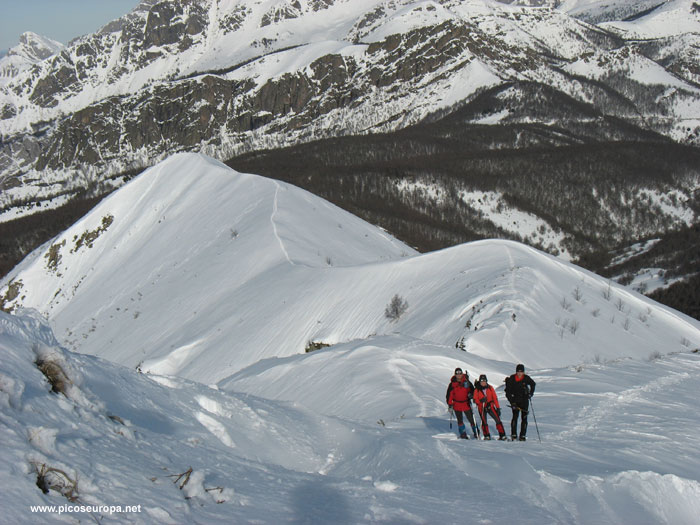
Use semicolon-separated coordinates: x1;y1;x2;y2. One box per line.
473;384;500;410
447;376;474;412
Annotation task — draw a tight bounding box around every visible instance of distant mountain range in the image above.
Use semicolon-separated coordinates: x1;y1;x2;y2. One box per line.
0;0;698;316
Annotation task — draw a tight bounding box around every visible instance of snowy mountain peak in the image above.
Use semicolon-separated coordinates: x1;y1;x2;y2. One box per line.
0;32;63;86
8;32;64;61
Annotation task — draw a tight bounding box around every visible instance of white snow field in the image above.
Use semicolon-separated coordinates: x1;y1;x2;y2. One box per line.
1;152;700;523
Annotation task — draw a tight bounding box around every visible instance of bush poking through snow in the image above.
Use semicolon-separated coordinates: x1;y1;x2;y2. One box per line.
572;286;583;302
560;297;572;312
305;341;331;353
169;467;193;491
385;294;408;322
32;462;79;502
35;358;71;396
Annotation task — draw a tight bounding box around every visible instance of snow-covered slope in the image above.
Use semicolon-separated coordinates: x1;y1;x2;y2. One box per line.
2;153;698;387
2;152;700;522
2;304;700;523
602;0;700;38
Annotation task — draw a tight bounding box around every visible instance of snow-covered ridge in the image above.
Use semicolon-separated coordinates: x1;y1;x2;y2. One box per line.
2;153;697;386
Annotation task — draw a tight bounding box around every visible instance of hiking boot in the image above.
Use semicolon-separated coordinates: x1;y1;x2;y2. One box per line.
460;432;469;439
484;435;491;440
519;436;526;441
511;435;517;441
498;435;507;441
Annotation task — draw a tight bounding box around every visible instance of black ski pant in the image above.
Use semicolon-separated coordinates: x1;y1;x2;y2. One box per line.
478;404;506;437
454;408;477;433
510;401;529;438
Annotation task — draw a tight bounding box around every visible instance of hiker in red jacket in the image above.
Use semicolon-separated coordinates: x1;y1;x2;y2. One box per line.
446;368;479;439
473;374;507;440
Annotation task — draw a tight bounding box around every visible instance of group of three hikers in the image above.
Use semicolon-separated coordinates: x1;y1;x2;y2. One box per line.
446;364;536;441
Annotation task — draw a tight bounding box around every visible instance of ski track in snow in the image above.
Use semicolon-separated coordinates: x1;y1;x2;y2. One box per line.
388;340;430;417
555;367;692;441
271;182;294;266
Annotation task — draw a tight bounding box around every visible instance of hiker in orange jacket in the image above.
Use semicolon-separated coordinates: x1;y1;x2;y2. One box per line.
473;374;507;440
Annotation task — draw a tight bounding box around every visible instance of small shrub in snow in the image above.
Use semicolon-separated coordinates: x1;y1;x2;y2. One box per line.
169;467;194;490
569;319;580;335
305;341;331;353
72;214;114;253
44;240;66;274
616;298;626;312
385;294;408;322
648;351;662;361
0;279;24;313
681;337;691;348
591;308;600;318
560;297;572;312
623;317;631;331
602;281;612;301
33;462;79;502
35;358;72;396
572;286;583;302
558;318;570;339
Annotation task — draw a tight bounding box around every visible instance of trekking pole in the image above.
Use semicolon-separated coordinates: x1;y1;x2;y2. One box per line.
449;407;453;429
529;398;542;443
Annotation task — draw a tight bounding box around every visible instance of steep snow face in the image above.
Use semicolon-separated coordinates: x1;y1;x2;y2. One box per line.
2;153;698;386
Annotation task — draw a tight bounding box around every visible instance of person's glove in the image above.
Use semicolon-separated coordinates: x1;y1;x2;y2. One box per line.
529;393;533;399
496;408;501;417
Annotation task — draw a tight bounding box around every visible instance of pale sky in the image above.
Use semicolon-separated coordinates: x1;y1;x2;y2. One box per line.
0;0;141;51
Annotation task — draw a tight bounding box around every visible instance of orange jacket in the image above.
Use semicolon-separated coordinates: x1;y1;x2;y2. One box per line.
473;384;500;409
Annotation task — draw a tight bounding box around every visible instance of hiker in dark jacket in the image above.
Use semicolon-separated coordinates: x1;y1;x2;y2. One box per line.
446;368;478;439
473;374;507;440
504;364;536;441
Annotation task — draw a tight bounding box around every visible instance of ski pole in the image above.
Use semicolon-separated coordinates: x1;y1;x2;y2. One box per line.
449;407;453;429
529;398;542;443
